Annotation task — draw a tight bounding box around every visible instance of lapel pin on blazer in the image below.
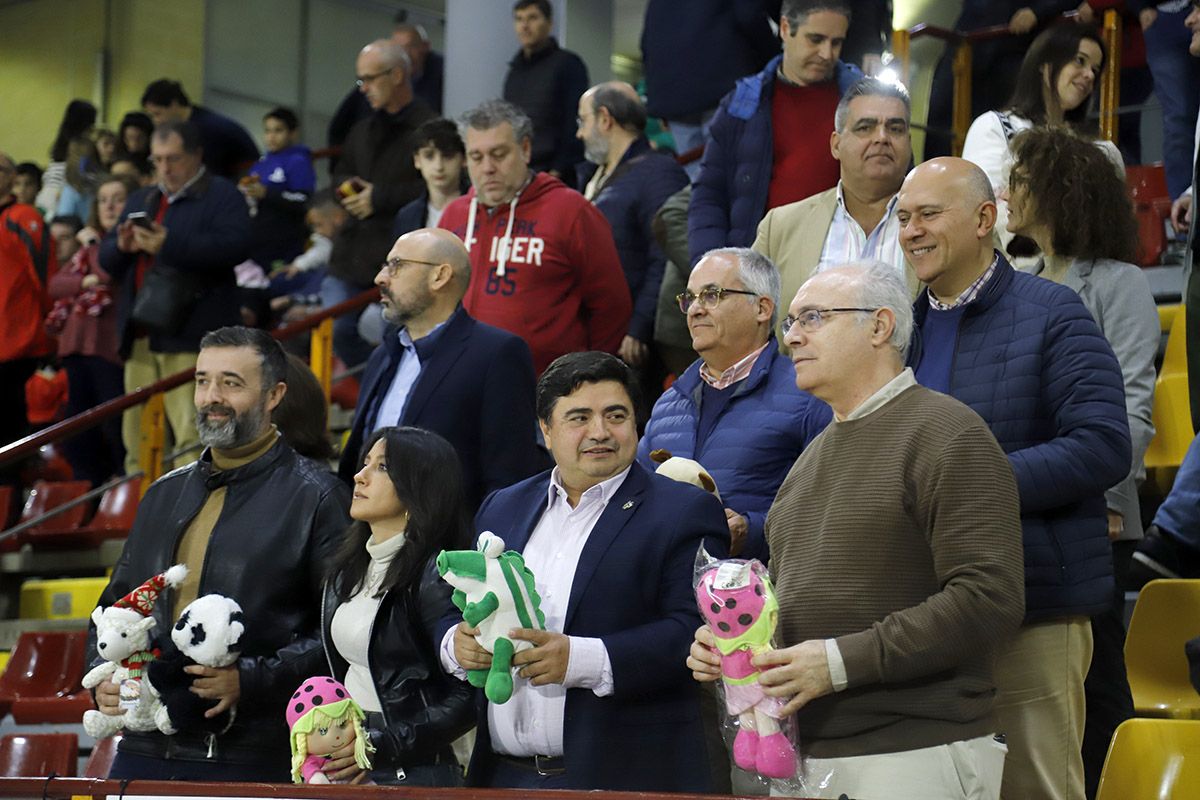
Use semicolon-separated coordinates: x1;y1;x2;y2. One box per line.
622;500;634;510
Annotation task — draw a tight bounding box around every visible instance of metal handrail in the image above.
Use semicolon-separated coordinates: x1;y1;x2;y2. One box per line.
891;9;1121;156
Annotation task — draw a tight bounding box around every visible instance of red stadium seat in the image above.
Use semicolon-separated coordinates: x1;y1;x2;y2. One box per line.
0;631;89;720
0;485;16;553
19;480;93;549
82;734;121;778
68;479;141;546
0;733;78;777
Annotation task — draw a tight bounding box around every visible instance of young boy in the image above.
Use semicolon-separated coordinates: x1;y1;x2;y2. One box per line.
243;106;316;269
269;192;348;323
13;163;43;210
392;118;466;237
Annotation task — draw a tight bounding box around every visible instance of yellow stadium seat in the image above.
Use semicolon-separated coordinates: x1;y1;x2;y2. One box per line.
1145;306;1194;473
1097;718;1200;800
1126;579;1200;719
1159;303;1181;334
0;652;8;675
17;576;108;620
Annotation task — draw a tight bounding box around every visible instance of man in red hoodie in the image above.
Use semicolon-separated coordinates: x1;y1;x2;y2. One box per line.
439;99;630;374
0;150;54;484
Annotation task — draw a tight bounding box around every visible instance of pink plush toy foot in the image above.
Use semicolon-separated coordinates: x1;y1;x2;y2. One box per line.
755;731;796;778
732;728;759;772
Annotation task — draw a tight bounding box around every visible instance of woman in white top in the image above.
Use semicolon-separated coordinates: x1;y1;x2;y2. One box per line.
962;22;1121;259
314;426;474;786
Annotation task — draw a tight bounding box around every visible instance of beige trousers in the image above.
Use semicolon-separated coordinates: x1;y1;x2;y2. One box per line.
122;337;199;474
994;617;1092;800
771;734;1007;800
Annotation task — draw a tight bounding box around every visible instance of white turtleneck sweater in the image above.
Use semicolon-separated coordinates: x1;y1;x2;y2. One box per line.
330;531;406;713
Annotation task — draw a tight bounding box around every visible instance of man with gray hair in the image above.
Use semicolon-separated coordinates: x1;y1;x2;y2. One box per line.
325;37;436;368
753;76;918;323
638;247;829;561
575;81;688;372
689;260;1025;798
338;227;547;510
438;99;630;374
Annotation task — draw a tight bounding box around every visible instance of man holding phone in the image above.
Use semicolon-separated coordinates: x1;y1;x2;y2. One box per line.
100;120;251;474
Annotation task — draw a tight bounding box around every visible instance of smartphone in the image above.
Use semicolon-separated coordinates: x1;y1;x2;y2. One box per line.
126;211;154;230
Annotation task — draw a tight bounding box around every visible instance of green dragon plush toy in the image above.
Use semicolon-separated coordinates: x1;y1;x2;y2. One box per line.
436;531;546;704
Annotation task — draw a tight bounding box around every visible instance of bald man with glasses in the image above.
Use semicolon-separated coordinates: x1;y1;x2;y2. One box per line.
338;227;547;511
637;247;830;561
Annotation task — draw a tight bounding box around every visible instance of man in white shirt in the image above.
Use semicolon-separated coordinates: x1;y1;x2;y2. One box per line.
752;76;919;323
440;350;728;791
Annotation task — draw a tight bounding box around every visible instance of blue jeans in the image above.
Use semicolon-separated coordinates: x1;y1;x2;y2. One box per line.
1144;7;1200;199
667;110;715;182
1154;432;1200;548
319;274;375;368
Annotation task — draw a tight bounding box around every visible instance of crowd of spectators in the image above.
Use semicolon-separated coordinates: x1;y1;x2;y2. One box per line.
2;0;1200;797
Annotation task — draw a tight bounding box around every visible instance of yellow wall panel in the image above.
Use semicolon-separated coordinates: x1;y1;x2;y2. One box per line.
0;0;205;166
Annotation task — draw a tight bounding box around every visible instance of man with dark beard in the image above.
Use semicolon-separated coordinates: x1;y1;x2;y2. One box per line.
338;227;547;510
87;326;349;781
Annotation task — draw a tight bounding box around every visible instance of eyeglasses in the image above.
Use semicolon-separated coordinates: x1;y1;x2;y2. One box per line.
780;307;878;336
380;256;441;276
676;286;759;313
356;68;393;88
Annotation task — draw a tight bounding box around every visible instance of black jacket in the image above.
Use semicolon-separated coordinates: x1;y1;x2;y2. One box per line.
99;171;251;357
316;558;475;772
503;38;588;176
87;439;350;768
329;100;437;287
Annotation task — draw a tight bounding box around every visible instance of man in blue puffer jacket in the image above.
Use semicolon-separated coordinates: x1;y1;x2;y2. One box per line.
638;247;830;562
899;158;1131;800
688;0;862;267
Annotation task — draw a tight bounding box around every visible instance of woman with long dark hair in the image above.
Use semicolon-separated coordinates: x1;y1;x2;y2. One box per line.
961;23;1122;259
37;99;97;216
315;426;473;786
1004;125;1157;797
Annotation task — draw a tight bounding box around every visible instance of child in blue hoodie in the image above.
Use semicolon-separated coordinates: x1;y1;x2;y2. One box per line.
242;107;315;270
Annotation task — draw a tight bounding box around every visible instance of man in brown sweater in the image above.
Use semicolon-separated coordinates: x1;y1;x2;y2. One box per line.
689;260;1025;799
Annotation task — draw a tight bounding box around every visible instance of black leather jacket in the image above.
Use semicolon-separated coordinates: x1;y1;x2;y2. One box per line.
317;557;475;772
86;439;350;766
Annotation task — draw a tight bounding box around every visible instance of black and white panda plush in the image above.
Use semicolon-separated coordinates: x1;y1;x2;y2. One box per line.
145;593;245;736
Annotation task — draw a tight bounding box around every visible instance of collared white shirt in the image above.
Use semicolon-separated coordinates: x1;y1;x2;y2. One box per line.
824;367;918;690
371;327;419;434
818;181;905;276
440;466;625;757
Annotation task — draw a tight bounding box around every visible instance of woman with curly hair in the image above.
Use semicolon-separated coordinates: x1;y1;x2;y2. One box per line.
1004;124;1157;797
962;23;1123;260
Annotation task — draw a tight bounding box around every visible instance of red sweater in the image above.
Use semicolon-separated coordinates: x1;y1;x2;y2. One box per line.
439;172;632;374
0;198;54;362
767;80;841;211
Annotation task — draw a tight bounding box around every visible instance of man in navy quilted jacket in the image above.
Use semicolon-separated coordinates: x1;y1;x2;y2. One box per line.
637;247;830;562
898;157;1131;800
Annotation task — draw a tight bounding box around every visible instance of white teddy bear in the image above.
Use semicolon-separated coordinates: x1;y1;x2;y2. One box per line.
81;564;187;738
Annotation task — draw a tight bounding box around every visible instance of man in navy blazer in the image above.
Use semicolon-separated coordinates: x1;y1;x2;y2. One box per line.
337;228;547;509
440;351;729;792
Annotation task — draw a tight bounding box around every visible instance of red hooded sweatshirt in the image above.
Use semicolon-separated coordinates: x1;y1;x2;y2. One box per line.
0;198;54;362
439;172;631;374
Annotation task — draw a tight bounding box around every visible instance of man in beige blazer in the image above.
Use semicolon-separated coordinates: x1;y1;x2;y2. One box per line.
752;76;919;321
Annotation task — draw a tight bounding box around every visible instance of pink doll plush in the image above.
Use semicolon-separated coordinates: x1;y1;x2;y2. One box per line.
287;676;374;784
696;559;797;779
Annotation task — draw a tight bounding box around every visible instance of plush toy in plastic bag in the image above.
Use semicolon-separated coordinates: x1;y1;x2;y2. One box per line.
436;531;546;704
695;551;797;780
